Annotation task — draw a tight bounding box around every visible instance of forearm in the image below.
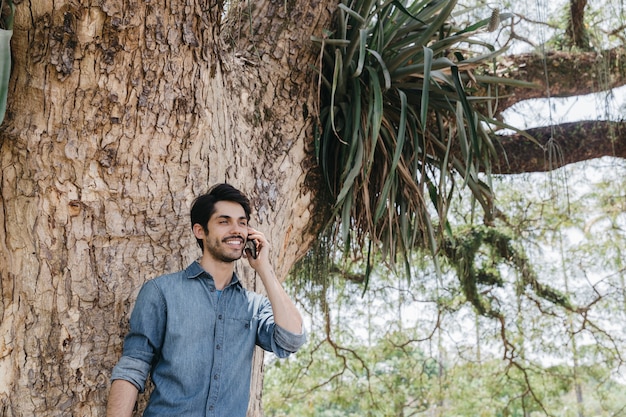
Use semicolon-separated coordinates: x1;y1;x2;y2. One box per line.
106;379;139;417
258;267;303;334
245;227;303;333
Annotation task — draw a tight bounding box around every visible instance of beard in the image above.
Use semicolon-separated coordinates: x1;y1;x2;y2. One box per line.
204;236;244;263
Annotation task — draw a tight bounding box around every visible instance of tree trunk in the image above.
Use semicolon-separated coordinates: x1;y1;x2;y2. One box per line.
0;1;331;416
566;0;589;50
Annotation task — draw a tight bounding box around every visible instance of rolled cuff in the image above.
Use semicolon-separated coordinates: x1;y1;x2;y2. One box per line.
274;324;307;355
110;355;151;393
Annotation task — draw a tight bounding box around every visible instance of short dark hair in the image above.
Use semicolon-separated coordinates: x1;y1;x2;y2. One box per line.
190;183;252;250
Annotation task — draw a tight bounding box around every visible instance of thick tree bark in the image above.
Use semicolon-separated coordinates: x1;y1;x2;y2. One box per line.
483;47;626;173
488;47;626;113
566;0;589;49
0;1;331;416
493;120;626;174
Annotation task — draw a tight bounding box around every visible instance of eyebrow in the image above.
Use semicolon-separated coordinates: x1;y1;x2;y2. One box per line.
214;214;248;221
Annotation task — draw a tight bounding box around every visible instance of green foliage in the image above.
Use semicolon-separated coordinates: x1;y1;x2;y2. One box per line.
273;160;626;416
311;0;532;276
0;0;13;126
441;225;572;318
265;284;626;416
264;327;438;417
0;0;13;30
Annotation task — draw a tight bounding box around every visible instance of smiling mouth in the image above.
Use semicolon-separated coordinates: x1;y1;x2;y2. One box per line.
224;237;244;249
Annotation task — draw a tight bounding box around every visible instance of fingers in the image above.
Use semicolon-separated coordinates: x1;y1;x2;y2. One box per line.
247;227;268;245
246;227;270;261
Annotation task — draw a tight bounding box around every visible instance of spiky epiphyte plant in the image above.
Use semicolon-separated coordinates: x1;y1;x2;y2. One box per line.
312;0;527;276
0;0;13;30
0;0;13;125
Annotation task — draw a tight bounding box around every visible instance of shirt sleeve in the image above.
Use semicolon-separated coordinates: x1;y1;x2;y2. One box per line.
110;280;166;392
255;296;307;357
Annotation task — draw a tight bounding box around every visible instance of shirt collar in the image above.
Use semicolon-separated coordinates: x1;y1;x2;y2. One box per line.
184;260;242;289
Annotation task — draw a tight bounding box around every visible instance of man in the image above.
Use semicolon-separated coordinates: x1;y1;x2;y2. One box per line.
106;183;306;417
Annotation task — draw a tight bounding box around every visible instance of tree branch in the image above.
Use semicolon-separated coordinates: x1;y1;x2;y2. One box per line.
491;120;626;174
489;47;626;113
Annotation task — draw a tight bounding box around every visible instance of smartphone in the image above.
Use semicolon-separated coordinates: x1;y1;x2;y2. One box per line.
245;239;257;259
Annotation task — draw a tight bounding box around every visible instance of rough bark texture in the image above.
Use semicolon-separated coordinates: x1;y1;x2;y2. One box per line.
488;47;626;113
493;121;626;174
566;0;589;49
0;1;332;416
481;47;626;174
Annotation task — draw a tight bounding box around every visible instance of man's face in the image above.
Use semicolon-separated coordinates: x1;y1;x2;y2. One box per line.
202;200;249;262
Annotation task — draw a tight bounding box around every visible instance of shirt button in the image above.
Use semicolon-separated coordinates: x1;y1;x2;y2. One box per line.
209;405;214;411
214;374;219;380
216;344;221;350
218;314;223;320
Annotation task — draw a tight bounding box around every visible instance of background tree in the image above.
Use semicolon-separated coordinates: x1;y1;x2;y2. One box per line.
265;158;626;416
0;0;624;417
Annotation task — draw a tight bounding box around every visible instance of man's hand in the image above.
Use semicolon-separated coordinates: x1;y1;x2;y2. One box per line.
244;227;303;335
244;227;271;270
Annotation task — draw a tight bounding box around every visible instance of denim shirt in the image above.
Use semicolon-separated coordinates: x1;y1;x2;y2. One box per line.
110;261;306;417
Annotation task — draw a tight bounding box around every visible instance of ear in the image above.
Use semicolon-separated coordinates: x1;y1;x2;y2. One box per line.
192;223;206;239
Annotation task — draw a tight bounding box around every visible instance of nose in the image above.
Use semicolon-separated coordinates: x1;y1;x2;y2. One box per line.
231;222;247;236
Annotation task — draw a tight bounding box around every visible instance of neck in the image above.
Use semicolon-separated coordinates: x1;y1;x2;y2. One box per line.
199;253;235;290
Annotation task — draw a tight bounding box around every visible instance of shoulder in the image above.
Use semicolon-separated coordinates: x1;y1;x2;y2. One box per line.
136;269;189;301
237;286;270;311
149;261;204;289
152;269;186;285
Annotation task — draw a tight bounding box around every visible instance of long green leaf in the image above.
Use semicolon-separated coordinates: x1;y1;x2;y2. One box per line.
420;46;433;131
454;12;514;35
330;49;343;135
338;2;367;25
0;0;13;126
405;0;458;64
0;29;12;126
451;65;480;155
366;65;384;161
366;48;391;90
374;89;408;222
352;29;369;77
335;137;365;207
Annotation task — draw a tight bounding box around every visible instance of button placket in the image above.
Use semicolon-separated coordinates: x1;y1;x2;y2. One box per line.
207;292;226;415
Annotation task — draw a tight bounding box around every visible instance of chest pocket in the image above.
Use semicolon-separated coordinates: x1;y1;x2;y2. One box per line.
223;315;257;345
